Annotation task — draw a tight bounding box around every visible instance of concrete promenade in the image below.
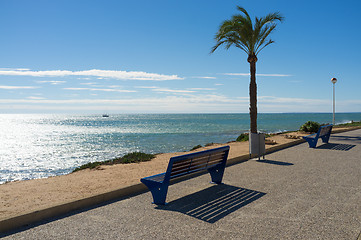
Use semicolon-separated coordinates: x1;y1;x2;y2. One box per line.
2;129;361;239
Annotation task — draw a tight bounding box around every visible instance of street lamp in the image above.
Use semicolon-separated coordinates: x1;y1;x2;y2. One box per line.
331;78;337;125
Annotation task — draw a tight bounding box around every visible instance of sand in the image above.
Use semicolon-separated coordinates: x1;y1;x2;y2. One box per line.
0;130;339;221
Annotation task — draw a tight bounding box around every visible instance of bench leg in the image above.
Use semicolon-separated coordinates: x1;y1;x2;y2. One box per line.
141;180;169;205
150;186;168;205
208;165;225;184
308;141;317;148
304;138;317;148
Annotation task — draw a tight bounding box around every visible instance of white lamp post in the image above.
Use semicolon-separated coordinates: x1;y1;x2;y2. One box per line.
331;78;337;125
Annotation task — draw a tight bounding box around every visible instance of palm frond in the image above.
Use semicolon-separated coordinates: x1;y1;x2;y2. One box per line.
255;24;277;54
236;6;252;25
211;6;283;57
256;39;274;55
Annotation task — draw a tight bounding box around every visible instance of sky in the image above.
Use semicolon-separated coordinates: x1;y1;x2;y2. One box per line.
1;0;361;114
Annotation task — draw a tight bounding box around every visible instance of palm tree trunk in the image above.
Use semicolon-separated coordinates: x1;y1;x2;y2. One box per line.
249;58;257;134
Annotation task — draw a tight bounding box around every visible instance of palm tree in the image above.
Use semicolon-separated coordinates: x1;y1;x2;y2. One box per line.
211;6;283;134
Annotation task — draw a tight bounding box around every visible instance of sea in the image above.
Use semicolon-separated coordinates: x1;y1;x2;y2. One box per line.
1;112;360;184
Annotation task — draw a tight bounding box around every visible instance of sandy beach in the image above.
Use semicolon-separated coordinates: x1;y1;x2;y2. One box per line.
0;127;357;222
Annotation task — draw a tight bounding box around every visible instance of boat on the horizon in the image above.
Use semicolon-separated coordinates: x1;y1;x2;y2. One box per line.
102;114;109;117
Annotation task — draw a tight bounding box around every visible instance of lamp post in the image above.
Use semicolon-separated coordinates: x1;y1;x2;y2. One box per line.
331;78;337;125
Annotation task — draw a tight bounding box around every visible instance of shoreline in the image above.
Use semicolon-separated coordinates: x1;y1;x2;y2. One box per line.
1;125;361;233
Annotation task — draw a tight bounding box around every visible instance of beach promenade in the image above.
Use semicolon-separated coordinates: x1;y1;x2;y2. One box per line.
2;129;361;239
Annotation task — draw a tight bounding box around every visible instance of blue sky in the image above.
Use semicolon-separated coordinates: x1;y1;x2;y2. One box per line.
1;0;360;114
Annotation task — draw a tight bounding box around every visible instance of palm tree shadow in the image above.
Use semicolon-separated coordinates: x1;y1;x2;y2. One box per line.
156;184;265;223
256;159;294;166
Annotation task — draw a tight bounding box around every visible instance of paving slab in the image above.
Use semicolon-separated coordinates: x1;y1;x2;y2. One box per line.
2;129;361;239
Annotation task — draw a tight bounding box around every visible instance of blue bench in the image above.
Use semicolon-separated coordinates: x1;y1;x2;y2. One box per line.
303;124;333;148
140;146;230;205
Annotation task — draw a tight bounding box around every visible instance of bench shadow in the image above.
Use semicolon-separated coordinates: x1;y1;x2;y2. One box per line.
156;184;266;223
256;159;294;166
317;143;356;151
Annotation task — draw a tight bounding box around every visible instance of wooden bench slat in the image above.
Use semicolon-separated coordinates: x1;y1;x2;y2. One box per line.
172;155;209;166
319;127;331;136
171;148;228;162
170;154;225;174
207;159;224;166
172;152;225;167
171;163;208;177
171;162;207;174
170;162;225;178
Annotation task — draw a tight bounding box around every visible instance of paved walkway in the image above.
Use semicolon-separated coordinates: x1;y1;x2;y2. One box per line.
2;129;361;239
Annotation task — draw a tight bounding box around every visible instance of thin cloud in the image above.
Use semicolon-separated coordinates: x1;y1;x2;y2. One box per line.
27;96;46;100
151;88;195;93
36;80;66;85
0;85;39;89
192;76;217;79
188;88;216;91
0;68;30;71
63;87;137;93
135;86;158;89
80;82;99;85
0;94;247;113
0;69;183;81
224;73;292;77
257;74;292;77
258;96;329;105
1;95;349;113
0;94;242;105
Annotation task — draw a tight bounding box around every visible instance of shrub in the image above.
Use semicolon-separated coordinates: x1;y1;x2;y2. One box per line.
299;121;321;133
236;133;249;142
190;145;202;151
72;152;155;172
336;120;361;127
117;152;155;164
72;161;103;172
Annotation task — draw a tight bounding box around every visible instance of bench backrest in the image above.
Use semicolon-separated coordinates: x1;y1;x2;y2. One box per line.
318;125;333;137
165;146;230;180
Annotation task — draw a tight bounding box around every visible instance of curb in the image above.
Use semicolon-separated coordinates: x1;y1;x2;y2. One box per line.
1;126;359;233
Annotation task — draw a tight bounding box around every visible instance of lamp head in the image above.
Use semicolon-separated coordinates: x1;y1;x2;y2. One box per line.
331;78;337;84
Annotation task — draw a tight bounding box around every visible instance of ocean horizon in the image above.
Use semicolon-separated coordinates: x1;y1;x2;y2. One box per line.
1;112;360;184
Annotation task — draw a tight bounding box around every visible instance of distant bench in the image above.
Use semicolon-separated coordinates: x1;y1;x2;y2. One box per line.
303;124;333;148
140;146;230;205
